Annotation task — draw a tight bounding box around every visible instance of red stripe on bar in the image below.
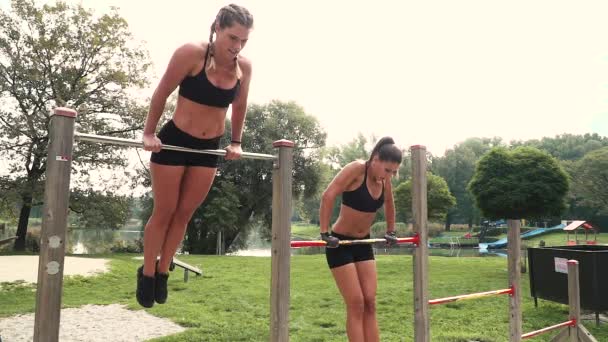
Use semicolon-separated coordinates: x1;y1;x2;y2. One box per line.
521;320;576;339
429;288;513;305
290;241;326;247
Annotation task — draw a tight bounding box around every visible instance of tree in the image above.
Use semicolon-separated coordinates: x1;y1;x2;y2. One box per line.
393;172;456;223
468;147;569;219
215;101;326;244
0;0;151;250
432;137;503;229
572;147;608;213
511;133;608;161
295;154;334;224
69;189;133;229
183;180;241;254
326;133;370;167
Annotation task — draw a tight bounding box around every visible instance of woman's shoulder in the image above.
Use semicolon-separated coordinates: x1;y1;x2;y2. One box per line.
237;54;252;75
173;42;207;59
341;160;366;174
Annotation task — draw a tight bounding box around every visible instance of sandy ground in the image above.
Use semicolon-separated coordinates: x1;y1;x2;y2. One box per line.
0;255;109;283
0;304;185;342
0;256;186;341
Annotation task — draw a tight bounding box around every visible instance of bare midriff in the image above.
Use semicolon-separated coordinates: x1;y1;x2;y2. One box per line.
172;95;228;139
331;204;377;238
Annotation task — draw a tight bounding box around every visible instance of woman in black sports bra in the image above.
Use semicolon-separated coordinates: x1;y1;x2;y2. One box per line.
319;137;402;342
136;4;254;308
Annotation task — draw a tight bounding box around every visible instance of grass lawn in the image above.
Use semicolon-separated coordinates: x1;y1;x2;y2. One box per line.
291;223;320;239
1;254;606;341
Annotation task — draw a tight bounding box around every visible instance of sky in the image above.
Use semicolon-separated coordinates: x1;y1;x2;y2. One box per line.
1;0;608;156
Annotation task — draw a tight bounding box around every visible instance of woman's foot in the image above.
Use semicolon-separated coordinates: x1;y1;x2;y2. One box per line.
155;271;169;304
136;266;155;308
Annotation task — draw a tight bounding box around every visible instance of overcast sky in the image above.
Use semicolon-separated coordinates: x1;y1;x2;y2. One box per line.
2;0;607;156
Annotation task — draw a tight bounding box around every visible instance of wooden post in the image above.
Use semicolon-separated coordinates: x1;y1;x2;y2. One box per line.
568;260;581;342
270;140;293;342
549;260;597;342
508;219;522;342
33;107;77;342
411;145;430;342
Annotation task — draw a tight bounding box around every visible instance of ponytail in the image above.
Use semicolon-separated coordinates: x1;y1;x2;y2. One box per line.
369;137;402;164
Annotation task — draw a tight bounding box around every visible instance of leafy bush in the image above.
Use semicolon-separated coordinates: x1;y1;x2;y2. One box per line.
469;147;569;219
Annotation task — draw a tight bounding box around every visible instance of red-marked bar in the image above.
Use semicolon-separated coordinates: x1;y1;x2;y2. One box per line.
429;288;514;305
290;235;419;248
272;139;295;148
522;320;576;339
53;107;77;118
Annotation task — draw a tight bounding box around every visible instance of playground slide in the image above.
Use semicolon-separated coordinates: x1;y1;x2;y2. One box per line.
478;224;565;250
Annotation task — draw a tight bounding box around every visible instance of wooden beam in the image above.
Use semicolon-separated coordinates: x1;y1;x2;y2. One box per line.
269;140;293;342
33;108;77;342
508;219;522;342
411;145;430;342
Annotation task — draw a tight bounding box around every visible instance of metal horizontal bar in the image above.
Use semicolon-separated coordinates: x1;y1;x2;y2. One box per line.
429;287;513;305
521;320;575;339
290;236;419;248
74;132;277;161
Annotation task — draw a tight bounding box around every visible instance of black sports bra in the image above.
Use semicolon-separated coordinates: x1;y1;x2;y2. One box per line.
342;162;385;213
178;47;240;108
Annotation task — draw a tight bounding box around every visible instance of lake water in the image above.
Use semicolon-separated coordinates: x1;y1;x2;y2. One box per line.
231;245;509;258
66;228;509;258
69;228;142;254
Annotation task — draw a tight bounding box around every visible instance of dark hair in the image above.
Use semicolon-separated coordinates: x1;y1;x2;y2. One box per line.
369;137;402;164
207;4;254;76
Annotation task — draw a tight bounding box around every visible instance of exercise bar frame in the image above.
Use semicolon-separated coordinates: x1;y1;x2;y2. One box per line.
33;108;293;342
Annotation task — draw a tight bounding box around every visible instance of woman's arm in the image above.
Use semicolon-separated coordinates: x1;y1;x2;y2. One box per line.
383;180;396;233
229;57;252;144
319;162;362;233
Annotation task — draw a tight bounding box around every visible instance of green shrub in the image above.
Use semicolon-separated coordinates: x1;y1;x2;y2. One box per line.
469;147;569;219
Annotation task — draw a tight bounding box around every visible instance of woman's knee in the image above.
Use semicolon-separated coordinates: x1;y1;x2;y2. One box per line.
148;206;177;229
363;296;376;314
171;206;198;226
345;295;365;316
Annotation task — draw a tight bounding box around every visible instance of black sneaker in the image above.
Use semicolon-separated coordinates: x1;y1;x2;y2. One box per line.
155;270;169;304
136;266;155;308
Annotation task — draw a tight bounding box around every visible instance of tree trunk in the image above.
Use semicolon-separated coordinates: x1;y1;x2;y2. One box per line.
14;195;33;251
444;212;452;231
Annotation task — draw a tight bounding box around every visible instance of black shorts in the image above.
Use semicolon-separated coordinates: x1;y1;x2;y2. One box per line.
150;120;221;168
325;232;375;269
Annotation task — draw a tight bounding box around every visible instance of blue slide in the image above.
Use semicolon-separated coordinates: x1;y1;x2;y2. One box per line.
479;224;565;250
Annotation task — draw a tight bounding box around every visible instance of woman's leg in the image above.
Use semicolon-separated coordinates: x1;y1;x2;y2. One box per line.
157;166;217;273
143;163;185;277
354;260;379;342
332;263;366;342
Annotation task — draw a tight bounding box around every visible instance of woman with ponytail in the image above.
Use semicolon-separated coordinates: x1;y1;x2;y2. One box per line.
137;4;254;308
319;137;402;342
